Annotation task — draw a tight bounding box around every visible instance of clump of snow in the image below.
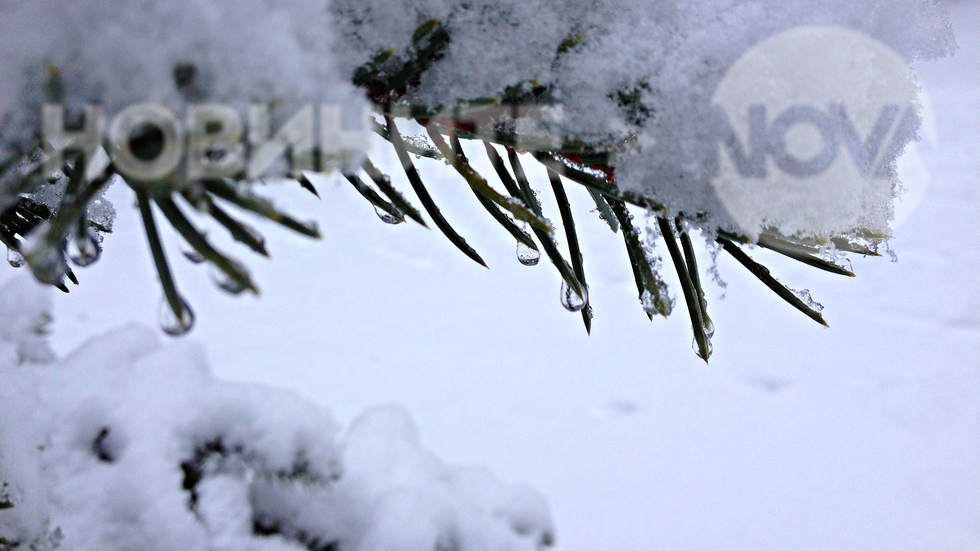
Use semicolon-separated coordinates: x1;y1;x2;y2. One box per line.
331;0;955;239
0;276;553;550
333;0;953;131
0;0;363;161
0;0;959;252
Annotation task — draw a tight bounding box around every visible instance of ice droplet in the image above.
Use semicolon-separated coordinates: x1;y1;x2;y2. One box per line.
702;314;715;338
183;249;205;264
27;246;67;285
560;280;588;312
516;241;540;266
7;248;25;268
208;262;248;295
67;229;101;267
180;237;205;264
375;206;403;225
159;296;195;336
790;288;824;313
692;337;714;360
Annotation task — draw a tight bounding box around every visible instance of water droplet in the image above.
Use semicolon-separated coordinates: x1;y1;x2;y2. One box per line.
560;280;588;312
180;237;205;264
183;248;205;264
696;294;714;337
26;246;67;285
67;229;101;267
375;206;403;225
159;296;195;336
7;248;25;268
692;337;714;360
702;315;715;338
208;262;248;295
516;241;540;266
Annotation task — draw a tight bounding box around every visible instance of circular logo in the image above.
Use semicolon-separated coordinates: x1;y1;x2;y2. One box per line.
711;26;923;239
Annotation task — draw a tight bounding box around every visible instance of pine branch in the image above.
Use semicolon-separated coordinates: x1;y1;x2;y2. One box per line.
426;124;551;233
449;133;537;251
658;217;711;362
505;148;587;303
386;116;487;268
201;179;321;238
154;196;259;294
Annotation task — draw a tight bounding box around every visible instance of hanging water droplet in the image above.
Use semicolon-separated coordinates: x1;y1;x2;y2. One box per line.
208;262;248;295
183;248;205;264
26;245;67;285
67;228;101;267
692;337;714;361
560;280;588;312
375;206;403;225
180;237;205;264
702;315;715;339
7;248;25;268
159;296;195;336
516;241;540;266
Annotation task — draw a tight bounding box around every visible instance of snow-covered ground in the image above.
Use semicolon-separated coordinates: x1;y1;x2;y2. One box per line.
2;1;978;549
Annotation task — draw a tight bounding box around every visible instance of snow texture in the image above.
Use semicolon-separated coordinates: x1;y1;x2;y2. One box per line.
0;0;958;240
331;0;955;237
0;0;363;156
0;277;553;551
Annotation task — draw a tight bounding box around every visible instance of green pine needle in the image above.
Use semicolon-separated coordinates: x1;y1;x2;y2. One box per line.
588;189;619;233
427;125;551;233
718;237;829;327
202;179;321;239
504;148;587;303
136;189;187;323
154;196;259;294
549;168;592;334
362;158;428;228
679;227;712;337
386;116;487;268
609;199;671;319
506;148;546;217
343;172;406;223
197;195;270;257
448;133;537;251
532;153;620;202
371;119;443;160
757;233;856;277
658;217;711;362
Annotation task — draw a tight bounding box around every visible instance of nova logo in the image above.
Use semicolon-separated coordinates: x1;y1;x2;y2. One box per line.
719;103;919;180
711;26;926;237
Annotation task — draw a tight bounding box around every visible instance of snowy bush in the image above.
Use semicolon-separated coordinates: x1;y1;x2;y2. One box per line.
0;277;553;551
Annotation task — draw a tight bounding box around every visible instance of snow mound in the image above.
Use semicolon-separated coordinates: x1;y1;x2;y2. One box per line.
0;276;553;551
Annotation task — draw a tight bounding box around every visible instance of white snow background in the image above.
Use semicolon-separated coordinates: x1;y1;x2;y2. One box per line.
2;1;979;549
